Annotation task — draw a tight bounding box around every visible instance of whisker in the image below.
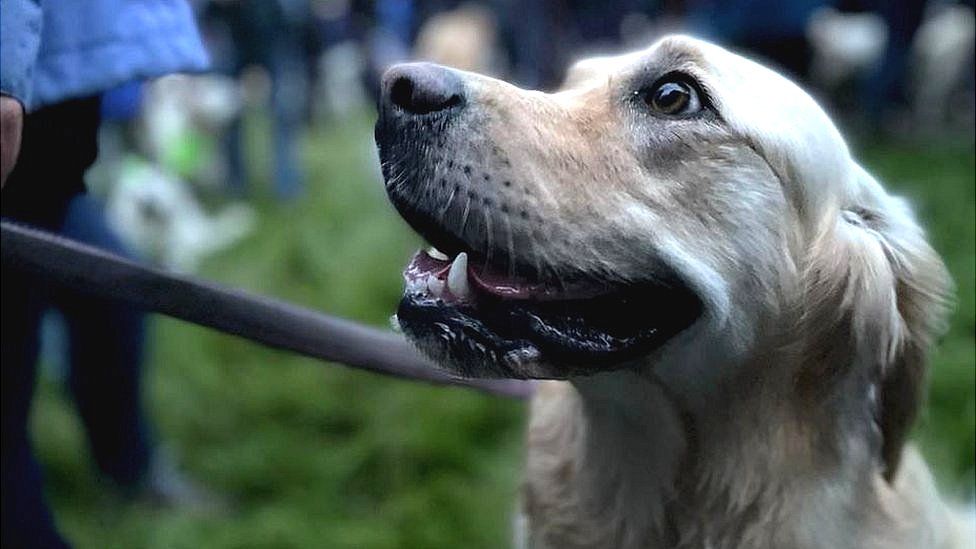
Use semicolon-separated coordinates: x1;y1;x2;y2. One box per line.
418;168;435;205
458;194;472;236
438;185;458;218
482;208;494;275
384;157;410;194
528;228;558;285
504;215;517;279
543;244;564;290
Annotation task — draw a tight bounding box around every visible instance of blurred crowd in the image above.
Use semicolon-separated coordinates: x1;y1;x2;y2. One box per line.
94;0;976;273
1;1;973;548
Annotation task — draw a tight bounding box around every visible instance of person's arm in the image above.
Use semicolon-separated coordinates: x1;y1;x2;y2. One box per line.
1;0;42;187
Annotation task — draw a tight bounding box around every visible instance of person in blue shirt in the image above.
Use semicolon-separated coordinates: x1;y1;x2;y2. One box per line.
1;2;208;547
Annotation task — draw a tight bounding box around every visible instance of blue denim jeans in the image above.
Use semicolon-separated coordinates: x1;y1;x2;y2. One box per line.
2;98;150;549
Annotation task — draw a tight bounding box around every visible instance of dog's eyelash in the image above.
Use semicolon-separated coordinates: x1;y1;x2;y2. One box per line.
634;71;715;118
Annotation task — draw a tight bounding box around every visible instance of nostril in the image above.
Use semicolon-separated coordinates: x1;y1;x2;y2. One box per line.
403;90;462;114
432;92;462;114
443;93;463;109
390;76;415;111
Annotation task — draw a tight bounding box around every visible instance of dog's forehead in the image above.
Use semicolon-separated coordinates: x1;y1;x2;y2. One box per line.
565;36;815;116
686;36;854;214
563;35;854;216
562;39;703;90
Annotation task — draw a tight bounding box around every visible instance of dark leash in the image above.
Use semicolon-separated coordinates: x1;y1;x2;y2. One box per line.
0;220;534;399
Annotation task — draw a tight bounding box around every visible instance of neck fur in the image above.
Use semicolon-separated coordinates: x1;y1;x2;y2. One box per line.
523;349;886;549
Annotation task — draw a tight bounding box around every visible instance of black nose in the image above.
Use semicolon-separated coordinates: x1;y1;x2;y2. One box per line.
383;63;464;115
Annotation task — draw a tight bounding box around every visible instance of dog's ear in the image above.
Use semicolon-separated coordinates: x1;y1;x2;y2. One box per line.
812;166;953;480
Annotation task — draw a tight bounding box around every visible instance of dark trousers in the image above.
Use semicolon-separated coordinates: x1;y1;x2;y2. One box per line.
2;97;150;549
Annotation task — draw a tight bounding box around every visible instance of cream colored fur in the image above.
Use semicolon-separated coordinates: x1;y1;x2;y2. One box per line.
510;38;973;549
510;37;965;549
390;34;969;548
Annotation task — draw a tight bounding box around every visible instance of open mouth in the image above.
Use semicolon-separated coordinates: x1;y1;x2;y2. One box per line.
396;245;702;379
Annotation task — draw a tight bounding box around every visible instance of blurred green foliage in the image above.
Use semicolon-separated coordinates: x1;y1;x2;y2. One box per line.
857;138;976;496
32;114;973;548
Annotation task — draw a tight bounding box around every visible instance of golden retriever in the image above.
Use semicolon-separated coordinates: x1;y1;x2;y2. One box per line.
374;35;971;548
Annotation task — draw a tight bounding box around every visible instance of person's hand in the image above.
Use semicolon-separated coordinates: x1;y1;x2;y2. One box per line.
1;95;25;188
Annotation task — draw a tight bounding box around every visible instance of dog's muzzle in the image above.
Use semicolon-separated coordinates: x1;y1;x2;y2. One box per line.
375;64;702;379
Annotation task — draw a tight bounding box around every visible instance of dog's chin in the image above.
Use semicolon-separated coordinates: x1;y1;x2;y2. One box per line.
394;249;702;380
395;294;559;379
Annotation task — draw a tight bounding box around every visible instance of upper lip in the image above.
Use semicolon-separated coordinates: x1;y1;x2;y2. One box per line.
383;190;543;285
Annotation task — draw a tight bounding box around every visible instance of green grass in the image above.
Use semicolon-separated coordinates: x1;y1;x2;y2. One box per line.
32;113;974;548
858;137;976;496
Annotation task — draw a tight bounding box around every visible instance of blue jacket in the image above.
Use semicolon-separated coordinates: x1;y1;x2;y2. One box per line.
0;0;209;111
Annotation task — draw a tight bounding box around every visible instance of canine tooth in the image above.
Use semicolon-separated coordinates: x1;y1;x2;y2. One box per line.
427;275;445;297
447;252;471;298
427;247;450;261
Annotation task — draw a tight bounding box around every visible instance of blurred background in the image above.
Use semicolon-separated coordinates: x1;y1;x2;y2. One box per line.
29;0;974;547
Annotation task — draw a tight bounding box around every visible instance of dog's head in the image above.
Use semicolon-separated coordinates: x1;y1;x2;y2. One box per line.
375;36;950;464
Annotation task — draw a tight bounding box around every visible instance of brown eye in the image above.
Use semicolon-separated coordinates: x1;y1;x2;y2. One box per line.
644;80;701;115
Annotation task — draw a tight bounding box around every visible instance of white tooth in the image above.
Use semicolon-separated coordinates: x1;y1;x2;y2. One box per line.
427;275;445;297
447;252;471;299
427;247;450;261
